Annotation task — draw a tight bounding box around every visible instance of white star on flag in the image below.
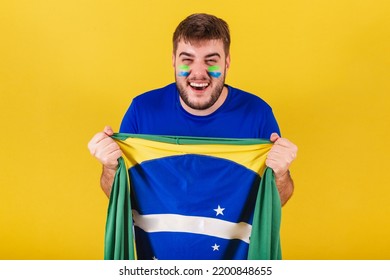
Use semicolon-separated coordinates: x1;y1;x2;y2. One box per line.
212;243;220;251
214;205;225;216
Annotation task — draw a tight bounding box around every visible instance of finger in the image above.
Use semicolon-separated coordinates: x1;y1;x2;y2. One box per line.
273;137;293;147
96;139;120;156
266;157;289;177
268;144;290;156
104;125;114;136
265;157;280;172
270;132;280;143
272;139;298;158
88;133;116;156
88;132;108;155
100;149;122;169
94;142;122;167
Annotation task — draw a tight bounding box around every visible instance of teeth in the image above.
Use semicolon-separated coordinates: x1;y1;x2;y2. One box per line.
190;82;209;87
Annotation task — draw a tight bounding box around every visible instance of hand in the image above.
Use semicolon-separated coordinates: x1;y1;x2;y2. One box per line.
266;133;298;179
87;126;122;170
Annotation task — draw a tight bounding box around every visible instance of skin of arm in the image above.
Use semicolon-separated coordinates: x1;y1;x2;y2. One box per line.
100;166;116;198
275;170;294;206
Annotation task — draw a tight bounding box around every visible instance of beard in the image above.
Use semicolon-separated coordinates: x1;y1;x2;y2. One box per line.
176;73;226;111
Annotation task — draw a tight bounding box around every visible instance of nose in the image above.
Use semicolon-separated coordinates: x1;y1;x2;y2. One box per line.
190;62;208;79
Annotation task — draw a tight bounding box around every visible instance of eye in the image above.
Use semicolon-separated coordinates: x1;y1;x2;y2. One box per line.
182;58;193;64
206;59;217;64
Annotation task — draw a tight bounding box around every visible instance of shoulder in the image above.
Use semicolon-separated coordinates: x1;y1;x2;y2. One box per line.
227;85;273;112
133;83;176;105
120;83;177;133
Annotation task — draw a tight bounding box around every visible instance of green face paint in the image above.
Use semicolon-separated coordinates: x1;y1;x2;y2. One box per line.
208;65;222;78
178;65;190;77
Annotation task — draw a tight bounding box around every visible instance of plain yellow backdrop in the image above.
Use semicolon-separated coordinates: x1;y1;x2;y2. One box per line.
0;0;389;259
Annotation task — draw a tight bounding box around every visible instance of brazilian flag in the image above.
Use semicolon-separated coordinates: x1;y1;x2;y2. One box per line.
104;133;281;260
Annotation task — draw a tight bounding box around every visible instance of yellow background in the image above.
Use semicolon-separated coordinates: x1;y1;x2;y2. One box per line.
0;0;389;259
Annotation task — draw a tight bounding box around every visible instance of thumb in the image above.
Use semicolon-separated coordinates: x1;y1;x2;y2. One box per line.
270;132;280;143
103;125;114;136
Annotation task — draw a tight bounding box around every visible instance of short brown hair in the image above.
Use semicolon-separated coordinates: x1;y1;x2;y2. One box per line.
173;13;231;55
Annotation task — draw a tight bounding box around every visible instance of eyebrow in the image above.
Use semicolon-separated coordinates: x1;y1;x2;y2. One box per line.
205;53;221;58
178;52;221;58
179;52;194;57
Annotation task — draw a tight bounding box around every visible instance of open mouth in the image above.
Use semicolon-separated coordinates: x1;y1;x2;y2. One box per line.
189;82;209;91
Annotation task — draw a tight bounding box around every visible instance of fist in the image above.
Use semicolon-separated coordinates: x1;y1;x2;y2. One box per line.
87;126;122;170
266;133;298;178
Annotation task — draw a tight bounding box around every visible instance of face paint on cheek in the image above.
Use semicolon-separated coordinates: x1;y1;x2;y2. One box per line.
178;65;190;77
207;65;222;78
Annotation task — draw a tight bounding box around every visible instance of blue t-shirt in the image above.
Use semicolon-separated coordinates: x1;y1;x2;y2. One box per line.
120;83;280;139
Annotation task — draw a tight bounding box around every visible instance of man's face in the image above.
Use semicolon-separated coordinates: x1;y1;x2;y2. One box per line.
173;39;230;113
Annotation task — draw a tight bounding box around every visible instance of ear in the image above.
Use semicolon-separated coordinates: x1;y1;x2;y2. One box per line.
172;53;176;68
225;53;231;69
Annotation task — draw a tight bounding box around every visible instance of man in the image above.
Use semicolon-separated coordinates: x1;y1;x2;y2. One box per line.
88;13;297;258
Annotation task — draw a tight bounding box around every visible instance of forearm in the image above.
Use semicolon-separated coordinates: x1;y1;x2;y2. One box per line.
275;171;294;206
100;165;117;198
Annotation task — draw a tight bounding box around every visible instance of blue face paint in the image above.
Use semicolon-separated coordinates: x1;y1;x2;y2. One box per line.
208;66;222;78
178;65;190;77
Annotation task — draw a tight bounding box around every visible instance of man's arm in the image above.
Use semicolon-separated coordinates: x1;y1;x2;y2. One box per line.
266;133;297;206
275;170;294;206
88;126;122;198
100;166;117;198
